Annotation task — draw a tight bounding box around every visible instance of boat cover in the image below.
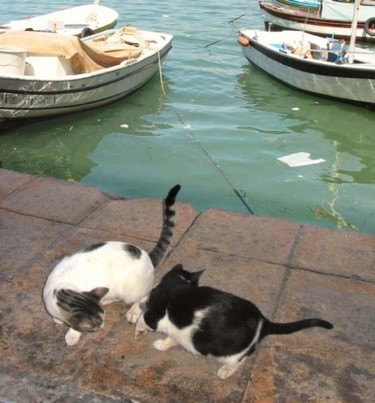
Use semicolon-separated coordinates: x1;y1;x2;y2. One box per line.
321;0;375;21
0;27;145;74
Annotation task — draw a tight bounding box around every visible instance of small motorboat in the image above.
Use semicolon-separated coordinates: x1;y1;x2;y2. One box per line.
0;1;118;38
238;28;375;107
260;0;375;41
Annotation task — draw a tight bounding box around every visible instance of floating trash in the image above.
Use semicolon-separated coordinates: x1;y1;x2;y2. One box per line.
278;152;325;167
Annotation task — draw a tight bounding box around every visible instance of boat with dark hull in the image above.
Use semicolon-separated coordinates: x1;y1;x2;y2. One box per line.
260;0;375;41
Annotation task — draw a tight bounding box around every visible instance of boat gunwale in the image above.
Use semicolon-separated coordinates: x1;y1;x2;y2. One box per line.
0;45;172;100
239;29;375;78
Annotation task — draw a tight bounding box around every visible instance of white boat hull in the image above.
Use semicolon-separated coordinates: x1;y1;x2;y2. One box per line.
0;30;173;121
238;30;375;107
0;3;118;37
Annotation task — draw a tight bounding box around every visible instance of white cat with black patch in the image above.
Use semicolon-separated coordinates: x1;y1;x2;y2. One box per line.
135;264;334;379
43;184;181;346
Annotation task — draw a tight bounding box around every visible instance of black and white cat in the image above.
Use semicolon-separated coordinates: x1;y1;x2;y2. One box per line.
135;264;334;379
43;184;181;346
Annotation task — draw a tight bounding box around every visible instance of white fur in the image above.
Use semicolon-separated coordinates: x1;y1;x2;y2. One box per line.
137;308;264;379
43;242;154;344
147;308;209;355
153;336;178;351
65;328;82;346
217;319;264;379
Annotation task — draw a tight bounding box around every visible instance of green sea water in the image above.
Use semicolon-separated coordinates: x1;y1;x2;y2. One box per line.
0;0;374;233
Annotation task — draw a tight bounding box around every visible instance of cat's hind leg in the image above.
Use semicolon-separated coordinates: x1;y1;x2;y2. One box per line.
217;358;246;379
153;337;178;351
126;302;143;323
65;328;82;346
217;319;264;378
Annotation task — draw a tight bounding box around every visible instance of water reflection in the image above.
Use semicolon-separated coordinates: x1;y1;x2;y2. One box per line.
236;64;375;186
236;64;375;232
0;76;170;180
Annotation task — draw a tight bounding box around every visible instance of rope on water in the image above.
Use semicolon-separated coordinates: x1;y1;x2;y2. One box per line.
228;4;260;24
157;50;167;96
204;31;237;49
205;4;259;49
156;52;255;215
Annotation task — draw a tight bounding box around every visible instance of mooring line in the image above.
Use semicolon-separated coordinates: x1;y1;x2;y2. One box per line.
228;4;260;24
204;3;258;48
204;31;237;49
156;52;255;215
205;4;259;49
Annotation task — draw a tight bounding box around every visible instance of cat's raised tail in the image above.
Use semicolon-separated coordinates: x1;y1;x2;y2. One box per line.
264;318;333;336
149;184;181;268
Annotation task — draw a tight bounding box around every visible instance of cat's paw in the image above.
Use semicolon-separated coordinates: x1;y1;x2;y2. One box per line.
65;328;82;346
126;303;142;324
217;364;238;379
53;318;64;325
153;339;169;351
153;337;177;351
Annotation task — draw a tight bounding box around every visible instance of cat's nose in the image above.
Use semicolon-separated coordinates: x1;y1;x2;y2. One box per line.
135;315;148;339
135;327;147;339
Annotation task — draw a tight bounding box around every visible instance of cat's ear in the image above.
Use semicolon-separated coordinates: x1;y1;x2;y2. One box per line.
88;287;109;300
190;270;204;285
171;264;184;272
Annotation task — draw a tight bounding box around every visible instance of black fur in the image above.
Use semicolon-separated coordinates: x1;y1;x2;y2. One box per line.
149;185;181;267
143;265;333;358
144;264;203;330
82;243;106;253
123;244;142;259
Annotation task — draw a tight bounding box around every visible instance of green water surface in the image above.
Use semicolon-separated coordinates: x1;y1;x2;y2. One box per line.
1;0;374;233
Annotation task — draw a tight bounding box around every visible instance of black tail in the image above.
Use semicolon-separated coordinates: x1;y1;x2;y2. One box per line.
149;184;181;268
264;318;333;336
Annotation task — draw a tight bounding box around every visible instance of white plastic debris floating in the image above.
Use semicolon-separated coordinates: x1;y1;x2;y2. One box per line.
278;152;325;167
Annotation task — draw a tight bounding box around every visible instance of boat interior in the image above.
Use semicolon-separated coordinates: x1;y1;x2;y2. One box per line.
0;27;148;78
278;38;350;62
248;30;375;64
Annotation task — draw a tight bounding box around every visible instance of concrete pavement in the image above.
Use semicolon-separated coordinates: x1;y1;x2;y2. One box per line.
0;168;374;402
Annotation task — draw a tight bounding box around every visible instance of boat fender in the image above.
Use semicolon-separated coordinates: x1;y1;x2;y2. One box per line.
238;36;250;47
80;27;95;38
364;17;375;37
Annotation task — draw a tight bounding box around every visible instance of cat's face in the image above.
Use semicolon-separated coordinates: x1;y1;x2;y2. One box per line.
55;287;109;332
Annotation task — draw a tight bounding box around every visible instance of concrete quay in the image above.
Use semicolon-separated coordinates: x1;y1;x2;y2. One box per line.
0;168;374;402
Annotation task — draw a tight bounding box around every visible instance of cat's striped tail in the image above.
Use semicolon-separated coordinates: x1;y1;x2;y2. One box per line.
149;184;181;268
264;318;333;336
